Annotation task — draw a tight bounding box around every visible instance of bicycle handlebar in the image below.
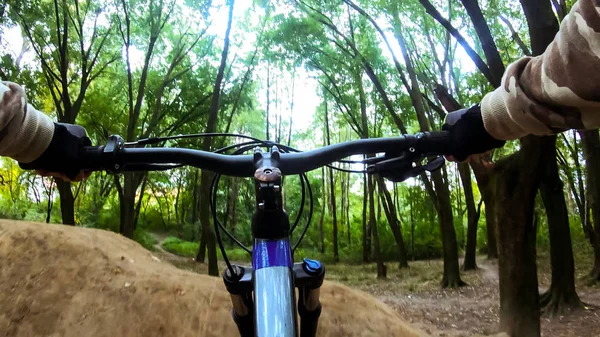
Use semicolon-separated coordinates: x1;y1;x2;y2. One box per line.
80;131;450;177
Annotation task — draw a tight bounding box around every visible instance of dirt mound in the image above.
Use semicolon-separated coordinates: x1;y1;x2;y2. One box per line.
0;220;427;337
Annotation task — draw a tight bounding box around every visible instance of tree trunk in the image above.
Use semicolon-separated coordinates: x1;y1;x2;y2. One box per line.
431;170;465;287
191;169;199;228
377;175;408;268
353;56;370;263
434;84;499;259
55;179;75;225
362;173;369;262
580;130;600;281
346;171;351;245
565;131;590;242
484;192;499;259
324;100;339;262
133;174;147;230
410;190;415;260
368;175;386;278
175;174;182;225
539;136;584;315
328;166;339;262
288;74;294;146
495;136;542;337
319;166;326;254
229;178;239;237
196;171;214;272
46;180;54;223
417;0;497;86
195;0;235;277
459;163;480;270
118;173;138;239
459;0;505;85
266;63;270;141
340;168;346;246
394;26;463;286
493;1;559;334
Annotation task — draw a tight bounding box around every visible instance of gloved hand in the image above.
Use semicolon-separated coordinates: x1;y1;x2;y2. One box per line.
19;123;92;181
442;105;505;162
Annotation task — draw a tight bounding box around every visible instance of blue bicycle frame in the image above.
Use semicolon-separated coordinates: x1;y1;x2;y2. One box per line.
222;148;324;337
253;238;297;336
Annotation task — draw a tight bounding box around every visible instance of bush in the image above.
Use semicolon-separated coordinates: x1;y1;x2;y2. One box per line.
162;237;199;257
134;230;158;251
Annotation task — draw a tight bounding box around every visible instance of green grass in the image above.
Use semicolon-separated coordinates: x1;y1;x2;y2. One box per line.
161;236;252;262
162;237;199;257
325;260;451;293
134;230;158;251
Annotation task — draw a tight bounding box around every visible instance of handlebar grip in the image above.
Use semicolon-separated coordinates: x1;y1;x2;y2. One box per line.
79;146;110;171
417;131;450;155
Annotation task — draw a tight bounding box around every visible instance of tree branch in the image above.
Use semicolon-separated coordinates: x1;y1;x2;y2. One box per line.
418;0;496;86
498;15;531;56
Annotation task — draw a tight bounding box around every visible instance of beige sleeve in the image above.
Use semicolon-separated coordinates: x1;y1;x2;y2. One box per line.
481;0;600;140
0;82;54;163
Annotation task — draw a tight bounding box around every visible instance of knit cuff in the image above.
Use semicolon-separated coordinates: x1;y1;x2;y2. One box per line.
11;105;55;163
481;88;529;141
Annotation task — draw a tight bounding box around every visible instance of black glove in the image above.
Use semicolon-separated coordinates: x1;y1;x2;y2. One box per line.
20;123;91;180
442;105;505;161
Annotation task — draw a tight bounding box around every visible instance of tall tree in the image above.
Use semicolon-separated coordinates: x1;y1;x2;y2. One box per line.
392;17;464;287
13;0;117;225
323;96;339;262
493;1;560;335
319;166;326;254
195;0;236;276
539;137;584;315
369;175;386;278
115;0;207;238
460;163;481;271
377;175;408;268
580;130;600;282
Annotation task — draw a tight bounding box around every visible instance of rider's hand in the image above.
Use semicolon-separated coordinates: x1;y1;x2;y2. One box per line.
442;105;505;162
19;123;92;181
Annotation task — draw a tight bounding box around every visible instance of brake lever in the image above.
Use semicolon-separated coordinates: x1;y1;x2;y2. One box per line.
367;154;446;182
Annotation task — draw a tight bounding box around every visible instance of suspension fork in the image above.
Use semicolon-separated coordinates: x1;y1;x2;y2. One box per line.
223;259;325;337
223;265;254;337
295;259;325;337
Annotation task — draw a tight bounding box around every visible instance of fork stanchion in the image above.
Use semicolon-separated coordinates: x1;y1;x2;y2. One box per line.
294;259;325;337
223;265;254;337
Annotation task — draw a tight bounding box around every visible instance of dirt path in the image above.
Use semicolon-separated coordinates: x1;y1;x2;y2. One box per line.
149;233;234;275
150;234;600;337
2;220;434;337
373;261;501;337
364;259;600;337
151;232;171;251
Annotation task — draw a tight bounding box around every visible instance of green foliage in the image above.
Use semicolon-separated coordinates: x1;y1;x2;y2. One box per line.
161;236;251;262
0;0;595;282
162;237;200;257
134;230;159;251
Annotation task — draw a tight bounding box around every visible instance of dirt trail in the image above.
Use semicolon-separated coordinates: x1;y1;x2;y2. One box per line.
0;220;429;337
151;232;176;255
150;233;600;337
369;259;600;337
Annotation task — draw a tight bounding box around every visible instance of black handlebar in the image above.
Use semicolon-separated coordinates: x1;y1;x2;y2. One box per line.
80;131;450;177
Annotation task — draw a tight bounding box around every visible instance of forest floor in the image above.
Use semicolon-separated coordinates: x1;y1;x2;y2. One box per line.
151;235;600;337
